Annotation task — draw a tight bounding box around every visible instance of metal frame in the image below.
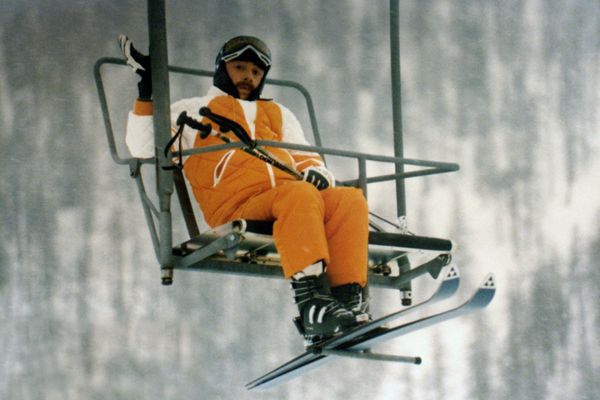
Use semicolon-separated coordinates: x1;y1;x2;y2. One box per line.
93;0;460;292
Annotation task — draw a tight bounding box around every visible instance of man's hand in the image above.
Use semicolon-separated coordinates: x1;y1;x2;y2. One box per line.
302;166;335;190
118;35;152;100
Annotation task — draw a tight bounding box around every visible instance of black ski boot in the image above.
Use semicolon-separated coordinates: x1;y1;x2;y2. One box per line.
331;283;371;322
291;275;363;346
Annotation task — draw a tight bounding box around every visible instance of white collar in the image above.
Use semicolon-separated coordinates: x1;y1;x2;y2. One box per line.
207;85;228;97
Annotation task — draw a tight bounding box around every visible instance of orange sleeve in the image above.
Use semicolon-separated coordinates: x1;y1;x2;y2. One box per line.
133;99;153;116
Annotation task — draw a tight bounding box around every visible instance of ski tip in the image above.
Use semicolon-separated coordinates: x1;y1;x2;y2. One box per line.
445;265;460;280
437;265;460;297
470;273;496;308
480;273;496;289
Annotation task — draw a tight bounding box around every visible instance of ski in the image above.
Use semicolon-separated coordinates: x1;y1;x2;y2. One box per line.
246;271;495;390
246;266;460;390
348;273;495;351
326;265;460;347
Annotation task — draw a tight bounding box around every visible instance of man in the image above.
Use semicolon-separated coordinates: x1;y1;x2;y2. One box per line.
120;35;370;343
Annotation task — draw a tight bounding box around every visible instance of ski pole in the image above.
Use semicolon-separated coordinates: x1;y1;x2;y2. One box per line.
198;107;303;179
173;110;303;179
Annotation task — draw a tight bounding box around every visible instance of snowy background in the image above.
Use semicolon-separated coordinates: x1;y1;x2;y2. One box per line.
1;0;599;399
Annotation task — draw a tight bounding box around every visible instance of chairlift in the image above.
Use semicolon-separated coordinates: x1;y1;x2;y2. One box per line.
93;1;460;303
93;0;494;389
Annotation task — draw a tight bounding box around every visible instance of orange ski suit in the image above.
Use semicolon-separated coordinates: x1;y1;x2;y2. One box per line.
127;87;368;287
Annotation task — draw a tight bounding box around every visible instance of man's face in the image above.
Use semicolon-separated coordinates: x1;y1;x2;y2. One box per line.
225;60;265;100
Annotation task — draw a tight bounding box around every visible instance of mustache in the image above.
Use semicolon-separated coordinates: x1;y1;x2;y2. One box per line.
236;82;255;91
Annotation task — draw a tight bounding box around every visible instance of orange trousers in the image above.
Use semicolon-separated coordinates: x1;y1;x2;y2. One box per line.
231;181;369;287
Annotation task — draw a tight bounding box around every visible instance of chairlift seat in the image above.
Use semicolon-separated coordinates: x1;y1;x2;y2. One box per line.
171;218;452;288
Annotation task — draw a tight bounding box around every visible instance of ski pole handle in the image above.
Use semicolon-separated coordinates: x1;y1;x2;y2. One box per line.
199;106;255;147
176;111;212;138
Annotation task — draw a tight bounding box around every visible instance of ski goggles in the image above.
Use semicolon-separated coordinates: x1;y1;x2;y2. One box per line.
220;37;272;68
